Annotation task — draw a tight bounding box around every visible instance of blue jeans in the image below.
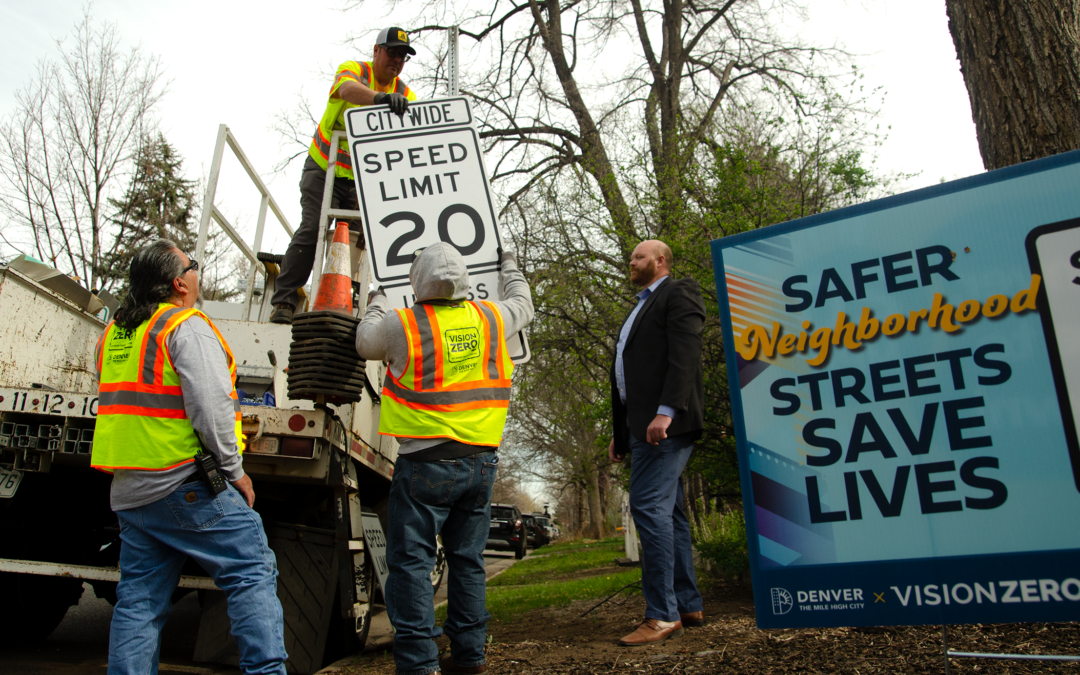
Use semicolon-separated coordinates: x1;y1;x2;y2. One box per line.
108;480;287;675
386;453;497;675
629;430;704;622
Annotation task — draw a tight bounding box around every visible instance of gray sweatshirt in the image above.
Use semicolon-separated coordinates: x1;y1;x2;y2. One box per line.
108;314;245;511
355;242;534;456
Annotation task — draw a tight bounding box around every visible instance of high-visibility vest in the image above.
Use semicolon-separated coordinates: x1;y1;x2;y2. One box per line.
91;303;244;473
380;301;515;447
309;60;417;180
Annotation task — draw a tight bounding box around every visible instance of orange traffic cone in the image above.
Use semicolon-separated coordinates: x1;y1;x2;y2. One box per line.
312;221;353;314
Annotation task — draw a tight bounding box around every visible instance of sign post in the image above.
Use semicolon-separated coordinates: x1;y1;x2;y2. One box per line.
346;98;529;363
711;150;1080;630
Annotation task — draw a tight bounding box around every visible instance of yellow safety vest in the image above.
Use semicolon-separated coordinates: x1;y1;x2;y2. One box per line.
380;301;514;446
309;60;417;180
91;303;244;473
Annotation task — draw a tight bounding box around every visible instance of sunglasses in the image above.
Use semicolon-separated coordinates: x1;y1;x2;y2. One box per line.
180;258;199;276
383;47;412;62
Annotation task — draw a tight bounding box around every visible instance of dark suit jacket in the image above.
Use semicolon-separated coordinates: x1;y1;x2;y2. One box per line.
610;276;706;456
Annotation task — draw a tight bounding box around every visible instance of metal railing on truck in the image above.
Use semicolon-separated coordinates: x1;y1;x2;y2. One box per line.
194;125;371;321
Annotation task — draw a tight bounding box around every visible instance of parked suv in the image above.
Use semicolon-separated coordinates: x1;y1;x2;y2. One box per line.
533;514;553;546
488;503;527;559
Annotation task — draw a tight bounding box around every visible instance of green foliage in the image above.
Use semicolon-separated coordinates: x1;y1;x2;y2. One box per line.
489;537;623;586
101;132;242;303
102;133;199;300
692;508;750;579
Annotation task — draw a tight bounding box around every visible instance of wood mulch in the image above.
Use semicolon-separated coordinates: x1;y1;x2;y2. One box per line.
337;578;1080;674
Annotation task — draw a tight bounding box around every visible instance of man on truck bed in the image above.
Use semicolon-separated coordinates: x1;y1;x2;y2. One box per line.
356;243;533;675
270;26;418;325
92;239;287;675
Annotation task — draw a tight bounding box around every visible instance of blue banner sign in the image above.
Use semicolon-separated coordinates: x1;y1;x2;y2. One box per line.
711;151;1080;628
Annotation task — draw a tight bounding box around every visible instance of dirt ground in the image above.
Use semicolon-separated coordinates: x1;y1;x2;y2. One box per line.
338;577;1080;674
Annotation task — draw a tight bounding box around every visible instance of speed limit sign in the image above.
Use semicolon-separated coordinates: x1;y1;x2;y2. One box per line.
347;98;500;284
346;97;530;363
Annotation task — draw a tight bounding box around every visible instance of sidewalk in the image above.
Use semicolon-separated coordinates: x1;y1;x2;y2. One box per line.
318;552;523;672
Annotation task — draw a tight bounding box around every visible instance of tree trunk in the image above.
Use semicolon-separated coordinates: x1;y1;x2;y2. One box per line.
946;0;1080;170
685;473;701;525
576;483;586;536
586;469;605;539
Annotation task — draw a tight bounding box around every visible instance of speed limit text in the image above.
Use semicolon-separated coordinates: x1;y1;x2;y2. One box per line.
362;143;469;202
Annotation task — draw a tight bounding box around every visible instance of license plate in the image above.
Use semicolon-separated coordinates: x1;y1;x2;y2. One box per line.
0;468;23;498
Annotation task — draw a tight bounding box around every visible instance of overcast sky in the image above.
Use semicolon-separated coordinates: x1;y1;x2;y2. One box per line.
0;0;984;259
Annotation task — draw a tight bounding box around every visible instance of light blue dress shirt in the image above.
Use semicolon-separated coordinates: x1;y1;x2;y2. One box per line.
615;275;675;418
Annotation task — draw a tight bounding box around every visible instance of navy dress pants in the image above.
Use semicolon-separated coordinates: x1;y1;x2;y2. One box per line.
628;428;705;622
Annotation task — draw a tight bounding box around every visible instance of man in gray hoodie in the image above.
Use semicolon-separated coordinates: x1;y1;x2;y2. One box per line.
356;242;532;675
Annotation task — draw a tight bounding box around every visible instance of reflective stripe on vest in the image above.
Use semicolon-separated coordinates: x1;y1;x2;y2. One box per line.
91;304;244;473
379;301;514;446
309;61;414;179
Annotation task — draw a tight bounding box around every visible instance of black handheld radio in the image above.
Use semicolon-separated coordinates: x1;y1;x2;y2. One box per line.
194;451;228;495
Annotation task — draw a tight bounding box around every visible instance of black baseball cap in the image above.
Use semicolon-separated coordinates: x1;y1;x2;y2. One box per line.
376;27;416;56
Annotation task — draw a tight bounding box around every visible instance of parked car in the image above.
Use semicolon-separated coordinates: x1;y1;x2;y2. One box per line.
531;514;553;547
488;503;527;559
522;513;539;548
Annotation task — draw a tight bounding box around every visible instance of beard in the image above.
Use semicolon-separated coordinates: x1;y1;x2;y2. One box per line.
630;259;656;287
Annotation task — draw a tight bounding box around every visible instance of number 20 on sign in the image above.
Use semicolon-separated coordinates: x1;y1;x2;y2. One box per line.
351;105;503;285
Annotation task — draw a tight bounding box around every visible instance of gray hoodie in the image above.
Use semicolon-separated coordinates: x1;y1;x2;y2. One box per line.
355;242;534;456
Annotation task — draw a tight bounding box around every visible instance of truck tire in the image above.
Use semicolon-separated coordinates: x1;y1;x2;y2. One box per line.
194;523;339;675
515;537;526;560
0;572;83;644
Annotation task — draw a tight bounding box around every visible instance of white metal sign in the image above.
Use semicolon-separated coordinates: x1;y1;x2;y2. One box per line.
347;97;530;364
360;511;389;594
347;98;499;285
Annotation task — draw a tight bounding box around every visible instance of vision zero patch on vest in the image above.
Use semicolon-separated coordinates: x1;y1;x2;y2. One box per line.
444;327;481;365
106;328;136;365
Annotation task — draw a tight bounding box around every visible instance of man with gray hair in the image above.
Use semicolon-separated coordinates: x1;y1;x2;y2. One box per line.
356;243;532;675
92;239;287;675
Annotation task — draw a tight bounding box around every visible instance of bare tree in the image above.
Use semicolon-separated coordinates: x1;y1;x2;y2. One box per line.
946;0;1080;170
342;0;883;510
0;9;166;291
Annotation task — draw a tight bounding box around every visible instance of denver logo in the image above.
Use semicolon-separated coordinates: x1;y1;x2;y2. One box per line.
444;328;480;363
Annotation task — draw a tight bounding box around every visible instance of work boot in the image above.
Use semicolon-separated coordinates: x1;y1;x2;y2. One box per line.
618;618;684;646
269;304;294;325
680;610;706;627
439;653;487;673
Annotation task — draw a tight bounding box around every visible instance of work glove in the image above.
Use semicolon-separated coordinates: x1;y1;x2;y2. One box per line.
374;92;409;117
497;247;517;268
367;287;386;304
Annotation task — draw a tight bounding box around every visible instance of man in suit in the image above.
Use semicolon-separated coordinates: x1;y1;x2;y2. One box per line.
609;239;706;646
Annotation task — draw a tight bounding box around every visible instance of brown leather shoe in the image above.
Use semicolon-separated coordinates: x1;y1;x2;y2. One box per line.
439;653;487;674
618;618;684;646
680;610;706;627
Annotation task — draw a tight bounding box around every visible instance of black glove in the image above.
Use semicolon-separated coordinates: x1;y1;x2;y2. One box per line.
374;92;409;117
497;247;517;268
367;287;386;303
